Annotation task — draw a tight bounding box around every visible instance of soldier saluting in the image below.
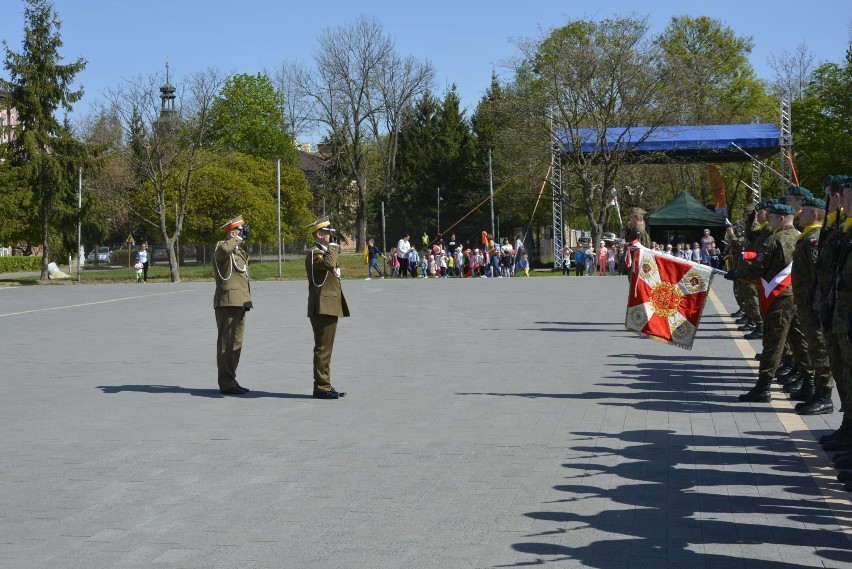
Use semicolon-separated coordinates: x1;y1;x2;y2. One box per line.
213;215;252;395
305;216;350;399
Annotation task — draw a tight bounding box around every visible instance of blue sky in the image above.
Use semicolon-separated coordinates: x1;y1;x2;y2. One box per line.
2;0;849;143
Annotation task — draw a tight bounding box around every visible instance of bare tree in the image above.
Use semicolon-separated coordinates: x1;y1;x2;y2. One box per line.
271;60;313;144
105;67;225;281
293;15;394;250
768;43;817;101
369;53;435;204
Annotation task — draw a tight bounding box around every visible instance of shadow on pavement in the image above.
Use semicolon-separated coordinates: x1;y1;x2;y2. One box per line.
96;384;313;399
502;429;852;568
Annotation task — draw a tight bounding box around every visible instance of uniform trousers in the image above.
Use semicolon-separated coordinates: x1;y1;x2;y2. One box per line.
827;294;852;411
794;294;835;390
758;296;812;383
742;283;763;323
215;307;246;391
310;314;338;393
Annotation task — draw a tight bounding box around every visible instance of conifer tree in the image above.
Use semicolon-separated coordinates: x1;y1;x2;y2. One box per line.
2;0;86;279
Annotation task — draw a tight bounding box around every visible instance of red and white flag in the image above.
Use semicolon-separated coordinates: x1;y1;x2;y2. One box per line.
625;247;714;350
759;263;792;314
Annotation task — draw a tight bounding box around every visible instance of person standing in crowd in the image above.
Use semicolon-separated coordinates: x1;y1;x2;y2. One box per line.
397;234;411;278
597;241;608;275
725;203;813;403
562;245;572;276
585;242;596;275
213;216;252;396
138;242;149;282
389;247;400;277
407;245;420;278
573;245;586;276
366;238;384;280
305;216;349;400
519;254;530;277
700;229;715;264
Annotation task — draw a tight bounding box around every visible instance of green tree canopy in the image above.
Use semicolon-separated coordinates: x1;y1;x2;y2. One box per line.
206;72;296;164
2;0;86;277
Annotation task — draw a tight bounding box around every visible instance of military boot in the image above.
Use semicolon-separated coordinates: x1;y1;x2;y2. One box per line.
775;358;795;380
737;319;755;331
835;452;852;469
822;427;852;452
744;323;764;339
789;375;815;401
738;380;772;403
796;387;833;415
782;373;804;393
821;418;849;445
731;308;744;318
735;314;750;325
837;469;852;483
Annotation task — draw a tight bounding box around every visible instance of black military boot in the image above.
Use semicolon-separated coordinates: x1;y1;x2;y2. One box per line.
776;363;800;384
754;352;762;360
821;419;849;445
731;308;744;318
822;427;852;452
796;387;833;415
775;358;795;380
737;319;755;330
735;314;750;324
738;380;771;403
835;452;852;469
744;323;764;339
790;375;815;401
782;373;804;393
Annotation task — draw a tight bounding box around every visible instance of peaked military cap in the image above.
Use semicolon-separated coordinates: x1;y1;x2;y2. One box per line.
221;215;245;233
306;216;335;235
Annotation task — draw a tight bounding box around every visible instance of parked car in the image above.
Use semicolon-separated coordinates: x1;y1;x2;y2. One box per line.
86;247;111;263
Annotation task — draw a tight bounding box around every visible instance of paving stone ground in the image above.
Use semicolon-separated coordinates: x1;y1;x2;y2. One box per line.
1;275;850;568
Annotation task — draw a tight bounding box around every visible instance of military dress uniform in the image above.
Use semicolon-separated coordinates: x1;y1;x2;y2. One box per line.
213;217;252;394
306;217;350;399
730;204;814;402
740;211;771;335
790;199;835;414
826;217;852;446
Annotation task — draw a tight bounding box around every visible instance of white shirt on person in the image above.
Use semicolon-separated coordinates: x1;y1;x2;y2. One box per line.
397;239;411;258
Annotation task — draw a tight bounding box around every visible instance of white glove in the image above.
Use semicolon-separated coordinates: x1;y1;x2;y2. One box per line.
334;268;341;278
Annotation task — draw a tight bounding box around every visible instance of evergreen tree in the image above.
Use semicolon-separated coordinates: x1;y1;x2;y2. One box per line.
2;0;86;279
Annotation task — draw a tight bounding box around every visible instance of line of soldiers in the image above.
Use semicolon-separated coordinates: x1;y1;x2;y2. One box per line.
726;175;852;489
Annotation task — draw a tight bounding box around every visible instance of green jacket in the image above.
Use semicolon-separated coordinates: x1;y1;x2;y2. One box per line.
741;225;799;299
306;243;350;318
624;225;651;248
792;224;821;297
213;237;252;310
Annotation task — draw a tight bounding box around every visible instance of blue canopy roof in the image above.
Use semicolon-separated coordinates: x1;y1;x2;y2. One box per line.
559;123;782;163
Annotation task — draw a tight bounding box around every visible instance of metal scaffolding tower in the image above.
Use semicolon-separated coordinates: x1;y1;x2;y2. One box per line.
550;115;565;269
779;97;793;190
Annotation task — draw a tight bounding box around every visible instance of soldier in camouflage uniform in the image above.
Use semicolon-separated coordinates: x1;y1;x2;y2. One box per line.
738;201;773;339
725;203;814;402
790;196;834;414
818;176;852;452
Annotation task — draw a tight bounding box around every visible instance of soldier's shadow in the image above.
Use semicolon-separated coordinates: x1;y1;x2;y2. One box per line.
96;384;314;399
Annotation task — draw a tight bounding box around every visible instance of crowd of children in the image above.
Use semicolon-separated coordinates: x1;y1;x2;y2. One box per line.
374;236;530;279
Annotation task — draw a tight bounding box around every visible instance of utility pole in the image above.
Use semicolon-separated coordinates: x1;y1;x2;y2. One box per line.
276;159;282;277
77;167;82;282
488;149;495;241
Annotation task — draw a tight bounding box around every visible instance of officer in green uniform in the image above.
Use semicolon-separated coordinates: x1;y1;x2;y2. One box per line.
790;196;835;414
213;215;253;395
726;203;814;402
787;185;813;231
730;207;751;318
306;216;350;399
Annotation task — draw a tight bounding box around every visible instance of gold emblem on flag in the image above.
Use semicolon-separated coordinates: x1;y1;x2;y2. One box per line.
649;281;682;318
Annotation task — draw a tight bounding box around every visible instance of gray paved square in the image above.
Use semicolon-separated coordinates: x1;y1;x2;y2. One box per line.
0;275;850;568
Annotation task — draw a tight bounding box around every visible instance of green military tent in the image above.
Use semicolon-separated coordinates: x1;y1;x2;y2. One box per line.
646;190;728;246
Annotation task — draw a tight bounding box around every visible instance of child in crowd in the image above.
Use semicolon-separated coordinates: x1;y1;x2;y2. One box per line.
585;244;596;275
421;252;429;278
407;245;420;278
134;260;144;283
454;248;464;277
519;254;530;277
428;254;437;277
439;250;448;278
390;247;400;277
490;249;502;277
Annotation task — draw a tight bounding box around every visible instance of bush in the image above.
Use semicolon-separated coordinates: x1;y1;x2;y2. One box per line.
0;256;43;273
110;249;136;266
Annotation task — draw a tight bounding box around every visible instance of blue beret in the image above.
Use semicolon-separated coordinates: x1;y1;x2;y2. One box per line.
787;186;813;198
802;197;826;209
768;203;796;216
